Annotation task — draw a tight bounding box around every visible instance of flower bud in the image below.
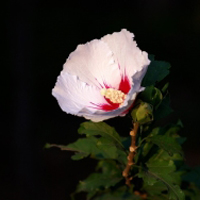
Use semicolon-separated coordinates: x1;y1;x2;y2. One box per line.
131;101;153;124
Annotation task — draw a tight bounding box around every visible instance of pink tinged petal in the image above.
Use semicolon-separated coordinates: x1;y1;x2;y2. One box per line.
63;39;121;89
52;71;109;116
101;29;150;84
52;70;137;122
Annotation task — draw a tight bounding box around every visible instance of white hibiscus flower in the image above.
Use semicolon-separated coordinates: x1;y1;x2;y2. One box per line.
52;29;150;122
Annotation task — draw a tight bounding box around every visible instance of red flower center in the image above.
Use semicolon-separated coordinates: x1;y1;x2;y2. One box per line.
99;75;131;111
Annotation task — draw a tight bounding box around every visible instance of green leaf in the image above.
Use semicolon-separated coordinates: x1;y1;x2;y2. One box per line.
96;137;118;159
168;185;185;200
150;135;183;156
141;151;185;198
142;181;167;196
45;136;126;161
77;173;122;193
71;152;89;160
87;190;99;200
139;127;160;158
78;121;124;150
149;127;161;137
165;126;180;136
139;158;185;200
142;60;171;86
149;148;184;168
77;161;122;196
140;85;163;108
147;157;177;182
67;137;97;153
154;94;173;120
116;149;127;166
141;142;154;158
138;169;158;186
67;137;119;160
44;143;79;151
77;160;123;200
96;160;122;176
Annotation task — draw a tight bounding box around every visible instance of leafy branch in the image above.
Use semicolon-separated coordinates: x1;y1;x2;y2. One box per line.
46;56;200;200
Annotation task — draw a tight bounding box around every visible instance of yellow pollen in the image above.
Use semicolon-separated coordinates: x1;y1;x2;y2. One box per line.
100;88;126;104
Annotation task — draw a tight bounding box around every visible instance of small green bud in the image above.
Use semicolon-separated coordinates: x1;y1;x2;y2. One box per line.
131;102;153;124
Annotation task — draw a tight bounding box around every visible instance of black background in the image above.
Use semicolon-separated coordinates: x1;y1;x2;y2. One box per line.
3;0;200;199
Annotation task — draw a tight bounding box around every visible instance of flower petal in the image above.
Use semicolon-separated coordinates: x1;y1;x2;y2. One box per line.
52;70;139;122
52;71;109;116
101;29;150;84
63;39;121;89
52;29;151;122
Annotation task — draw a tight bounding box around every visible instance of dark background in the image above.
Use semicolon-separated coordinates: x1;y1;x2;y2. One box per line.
3;0;200;199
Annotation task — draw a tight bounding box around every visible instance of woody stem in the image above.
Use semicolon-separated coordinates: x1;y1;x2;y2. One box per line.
122;122;139;186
